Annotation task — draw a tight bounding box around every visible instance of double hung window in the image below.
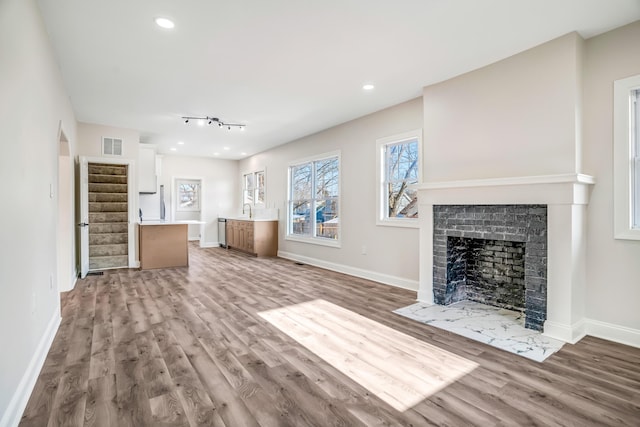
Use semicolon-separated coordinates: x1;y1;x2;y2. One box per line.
243;170;265;205
377;130;422;226
287;152;340;245
632;89;640;229
614;75;640;239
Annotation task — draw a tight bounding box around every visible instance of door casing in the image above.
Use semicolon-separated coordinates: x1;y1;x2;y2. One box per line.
78;156;137;277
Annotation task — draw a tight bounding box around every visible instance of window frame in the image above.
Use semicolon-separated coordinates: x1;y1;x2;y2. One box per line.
376;129;422;228
242;169;266;206
175;178;201;212
614;75;640;240
286;150;341;248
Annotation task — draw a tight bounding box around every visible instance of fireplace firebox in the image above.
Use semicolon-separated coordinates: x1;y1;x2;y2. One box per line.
433;205;547;331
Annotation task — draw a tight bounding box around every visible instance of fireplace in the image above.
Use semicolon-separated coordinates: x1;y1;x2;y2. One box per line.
415;174;594;343
433;205;547;331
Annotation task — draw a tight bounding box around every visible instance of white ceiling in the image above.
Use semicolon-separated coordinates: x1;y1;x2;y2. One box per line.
37;0;640;159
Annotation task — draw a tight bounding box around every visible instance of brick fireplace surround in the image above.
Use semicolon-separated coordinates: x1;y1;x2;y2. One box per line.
433;204;547;331
416;174;594;343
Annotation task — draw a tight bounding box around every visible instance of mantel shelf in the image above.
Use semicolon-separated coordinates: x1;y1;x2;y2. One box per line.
413;173;595;191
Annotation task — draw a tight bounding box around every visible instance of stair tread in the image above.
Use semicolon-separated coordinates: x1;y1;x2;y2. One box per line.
87;163;129;266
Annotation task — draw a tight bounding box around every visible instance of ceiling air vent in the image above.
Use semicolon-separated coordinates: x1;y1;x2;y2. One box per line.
102;137;123;156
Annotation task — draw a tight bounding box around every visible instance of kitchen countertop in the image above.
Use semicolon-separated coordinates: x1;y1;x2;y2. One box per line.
225;217;278;222
139;220;205;225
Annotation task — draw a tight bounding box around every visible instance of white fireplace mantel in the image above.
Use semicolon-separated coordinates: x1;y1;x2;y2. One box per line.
416;173;595;343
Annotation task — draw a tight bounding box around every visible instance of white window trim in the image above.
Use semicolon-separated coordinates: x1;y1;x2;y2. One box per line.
175;178;202;213
376;129;422;228
614;75;640;240
286;150;341;247
241;167;266;206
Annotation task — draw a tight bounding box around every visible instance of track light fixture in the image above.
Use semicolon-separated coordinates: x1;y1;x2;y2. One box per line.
181;116;245;130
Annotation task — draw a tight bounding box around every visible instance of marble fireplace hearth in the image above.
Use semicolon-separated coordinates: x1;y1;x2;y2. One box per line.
415;174;594;344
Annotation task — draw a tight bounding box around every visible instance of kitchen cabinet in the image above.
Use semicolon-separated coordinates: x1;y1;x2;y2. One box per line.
139;145;157;193
139;223;188;269
226;220;277;257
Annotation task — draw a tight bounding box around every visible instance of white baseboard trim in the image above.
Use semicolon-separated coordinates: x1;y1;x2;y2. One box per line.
0;307;61;427
585;318;640;348
277;251;419;292
542;319;586;344
200;242;221;248
542;317;640;348
59;274;77;293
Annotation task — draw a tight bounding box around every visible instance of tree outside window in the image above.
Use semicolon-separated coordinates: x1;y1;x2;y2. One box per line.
384;138;419;219
177;179;200;211
289;154;339;242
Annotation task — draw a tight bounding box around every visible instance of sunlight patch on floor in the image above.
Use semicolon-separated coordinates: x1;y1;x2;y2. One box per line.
258;299;478;411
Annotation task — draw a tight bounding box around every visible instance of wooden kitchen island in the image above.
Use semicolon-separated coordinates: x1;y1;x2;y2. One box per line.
139;222;189;269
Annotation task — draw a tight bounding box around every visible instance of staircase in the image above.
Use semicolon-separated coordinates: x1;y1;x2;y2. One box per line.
88;163;128;270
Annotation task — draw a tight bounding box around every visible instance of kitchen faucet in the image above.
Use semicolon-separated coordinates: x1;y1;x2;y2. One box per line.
242;203;252;218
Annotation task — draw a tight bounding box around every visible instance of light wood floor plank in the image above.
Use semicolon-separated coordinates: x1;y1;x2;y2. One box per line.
18;244;640;426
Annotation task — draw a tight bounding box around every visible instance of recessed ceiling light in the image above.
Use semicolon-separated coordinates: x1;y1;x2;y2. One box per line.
240;152;247;156
362;83;375;91
213;152;220;156
155;17;175;29
170;147;177;151
177;141;184;145
223;147;230;151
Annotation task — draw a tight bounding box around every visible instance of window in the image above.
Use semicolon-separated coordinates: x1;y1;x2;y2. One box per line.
633;89;640;229
377;130;422;227
243;170;265;205
287;152;340;245
614;75;640;240
176;179;200;211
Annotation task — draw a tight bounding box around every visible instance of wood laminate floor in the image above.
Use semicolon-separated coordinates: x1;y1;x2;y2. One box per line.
20;245;640;426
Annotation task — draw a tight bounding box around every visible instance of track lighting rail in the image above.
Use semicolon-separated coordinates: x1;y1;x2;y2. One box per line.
181;116;245;130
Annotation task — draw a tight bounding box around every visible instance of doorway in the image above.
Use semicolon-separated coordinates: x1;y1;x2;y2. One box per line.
87;163;129;270
78;156;136;278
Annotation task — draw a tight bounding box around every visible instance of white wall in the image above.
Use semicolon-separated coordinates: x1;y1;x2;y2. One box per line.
76;122;140;161
140;155;238;247
239;98;423;289
423;32;584;182
420;26;640;343
0;0;78;425
57;134;74;292
583;21;640;337
76;122;141;263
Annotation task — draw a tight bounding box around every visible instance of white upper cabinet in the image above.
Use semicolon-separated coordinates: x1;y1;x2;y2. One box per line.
139;145;157;193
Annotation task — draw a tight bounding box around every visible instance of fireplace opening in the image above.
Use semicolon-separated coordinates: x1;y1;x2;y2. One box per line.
446;237;526;312
433;205;547;331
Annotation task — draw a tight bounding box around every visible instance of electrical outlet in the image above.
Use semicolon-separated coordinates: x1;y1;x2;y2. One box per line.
50;273;54;290
361;245;367;255
50;183;54;199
